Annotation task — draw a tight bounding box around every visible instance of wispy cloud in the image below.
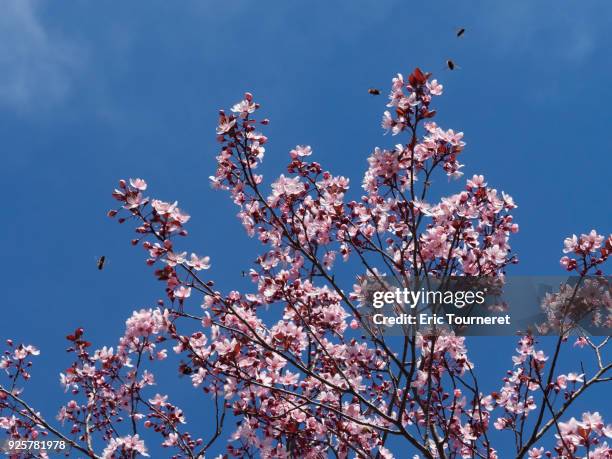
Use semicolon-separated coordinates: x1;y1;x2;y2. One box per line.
481;1;608;63
0;0;82;113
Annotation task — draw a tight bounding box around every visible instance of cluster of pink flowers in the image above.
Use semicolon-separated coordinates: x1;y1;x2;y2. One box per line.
482;334;612;458
554;412;611;457
485;336;544;430
101;434;149;458
110;179;212;309
55;322;203;458
0;341;45;447
1;68;610;458
382;69;441;136
539;275;612;334
560;230;611;274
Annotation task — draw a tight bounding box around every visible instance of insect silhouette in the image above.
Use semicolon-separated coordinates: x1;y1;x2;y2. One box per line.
368;88;381;95
456;28;466;37
96;255;106;270
446;59;458;70
178;362;193;376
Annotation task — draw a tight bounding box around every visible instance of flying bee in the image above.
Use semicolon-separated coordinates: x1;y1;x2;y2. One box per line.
96;255;106;270
368;88;381;95
178;362;193;376
446;59;458;70
456;28;466;37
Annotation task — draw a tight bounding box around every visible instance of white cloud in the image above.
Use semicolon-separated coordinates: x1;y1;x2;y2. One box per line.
0;0;82;112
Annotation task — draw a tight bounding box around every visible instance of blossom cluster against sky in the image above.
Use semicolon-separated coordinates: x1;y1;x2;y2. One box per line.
1;0;611;456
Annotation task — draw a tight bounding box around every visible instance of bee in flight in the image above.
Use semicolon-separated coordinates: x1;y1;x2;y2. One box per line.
96;255;106;270
446;59;458;70
368;88;381;95
179;362;193;376
456;28;466;37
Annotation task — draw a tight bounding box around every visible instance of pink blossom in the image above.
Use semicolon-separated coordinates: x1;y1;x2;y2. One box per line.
268;174;306;206
289;145;312;158
148;393;168;407
467;174;487;188
174;285;192;300
580;229;605;252
426;79;443;95
230;97;256;118
379;446;395;459
527;447;544;458
381;110;394;134
129;178;147;191
216;116;236;134
187;253;210;270
563;234;579;253
574;336;588;347
556;374;567;389
151;199;177;216
102;435;149;458
567;372;584;384
531;350;548;364
124;191;146;209
164;251;187;267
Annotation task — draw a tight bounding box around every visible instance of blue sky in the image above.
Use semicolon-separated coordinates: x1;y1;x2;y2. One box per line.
1;0;611;456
